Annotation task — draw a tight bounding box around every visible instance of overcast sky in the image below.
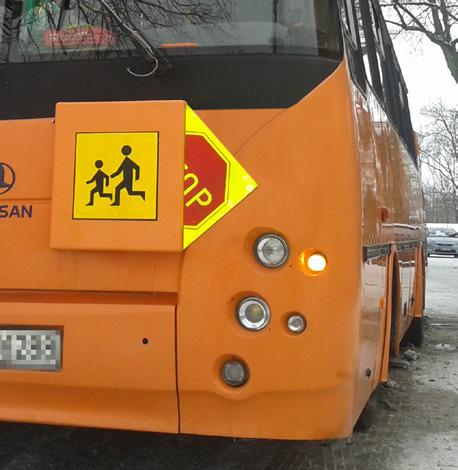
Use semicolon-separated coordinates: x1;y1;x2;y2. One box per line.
393;37;457;130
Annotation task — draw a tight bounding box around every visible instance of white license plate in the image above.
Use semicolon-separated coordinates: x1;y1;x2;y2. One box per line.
0;329;62;371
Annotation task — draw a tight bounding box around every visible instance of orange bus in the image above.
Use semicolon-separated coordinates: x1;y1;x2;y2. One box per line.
0;0;425;440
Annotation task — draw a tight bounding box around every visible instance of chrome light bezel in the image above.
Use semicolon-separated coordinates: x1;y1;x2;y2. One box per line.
254;234;289;268
221;360;249;387
236;297;271;331
287;314;307;334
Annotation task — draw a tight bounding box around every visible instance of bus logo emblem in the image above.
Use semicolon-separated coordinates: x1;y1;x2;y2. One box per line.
0;162;16;195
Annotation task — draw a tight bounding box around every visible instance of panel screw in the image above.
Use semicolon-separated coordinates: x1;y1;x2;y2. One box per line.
366;368;372;378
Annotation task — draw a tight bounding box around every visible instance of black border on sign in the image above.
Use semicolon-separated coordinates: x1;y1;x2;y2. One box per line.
71;131;160;222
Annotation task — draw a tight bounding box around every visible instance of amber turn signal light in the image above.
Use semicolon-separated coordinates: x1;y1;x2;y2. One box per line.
299;250;328;276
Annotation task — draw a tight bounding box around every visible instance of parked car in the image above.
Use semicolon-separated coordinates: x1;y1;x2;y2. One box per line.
427;231;458;257
428;228;457;238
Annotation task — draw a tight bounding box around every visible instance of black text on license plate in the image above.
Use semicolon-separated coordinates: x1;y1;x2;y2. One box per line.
0;329;62;371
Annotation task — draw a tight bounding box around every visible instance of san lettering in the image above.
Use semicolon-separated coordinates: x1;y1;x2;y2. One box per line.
0;204;33;219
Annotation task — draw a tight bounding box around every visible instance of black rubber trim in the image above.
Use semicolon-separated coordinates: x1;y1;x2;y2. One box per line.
363;240;421;261
0;55;341;120
363;244;392;262
396;240;420;253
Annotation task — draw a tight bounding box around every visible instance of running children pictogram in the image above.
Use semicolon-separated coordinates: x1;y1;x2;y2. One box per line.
86;160;111;206
110;145;146;206
73;132;159;221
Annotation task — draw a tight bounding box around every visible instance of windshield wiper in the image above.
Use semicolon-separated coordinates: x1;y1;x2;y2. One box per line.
97;0;171;77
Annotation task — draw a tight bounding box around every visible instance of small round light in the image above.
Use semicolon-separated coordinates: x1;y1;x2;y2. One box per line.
307;253;327;273
287;314;307;334
237;297;270;331
221;360;249;387
254;234;289;268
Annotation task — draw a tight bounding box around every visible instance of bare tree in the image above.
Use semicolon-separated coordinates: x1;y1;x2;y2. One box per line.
423;183;448;222
379;0;458;83
2;0;232;62
420;101;457;222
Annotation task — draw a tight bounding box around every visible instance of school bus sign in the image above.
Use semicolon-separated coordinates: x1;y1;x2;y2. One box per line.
183;107;257;249
73;132;159;221
62;102;255;250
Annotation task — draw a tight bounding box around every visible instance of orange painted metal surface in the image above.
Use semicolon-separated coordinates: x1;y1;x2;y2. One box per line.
177;65;362;439
0;291;178;432
350;72;425;415
0;58;425;440
51;101;185;252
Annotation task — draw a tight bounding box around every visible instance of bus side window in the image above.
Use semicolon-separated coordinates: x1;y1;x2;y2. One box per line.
371;2;417;160
370;1;387;99
397;78;417;159
340;0;366;91
358;0;384;103
314;0;341;53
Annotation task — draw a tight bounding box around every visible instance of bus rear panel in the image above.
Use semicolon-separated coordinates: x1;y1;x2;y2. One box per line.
0;0;424;440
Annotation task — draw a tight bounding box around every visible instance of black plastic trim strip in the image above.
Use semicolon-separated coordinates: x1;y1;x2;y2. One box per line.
396;240;420;253
0;55;341;120
363;243;392;262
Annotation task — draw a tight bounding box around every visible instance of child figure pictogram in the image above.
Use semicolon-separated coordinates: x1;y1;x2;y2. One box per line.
86;160;112;206
110;145;146;206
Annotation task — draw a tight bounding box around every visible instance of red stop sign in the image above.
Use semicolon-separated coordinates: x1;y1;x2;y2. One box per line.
184;135;228;227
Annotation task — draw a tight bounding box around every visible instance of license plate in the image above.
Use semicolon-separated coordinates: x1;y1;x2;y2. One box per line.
0;329;62;371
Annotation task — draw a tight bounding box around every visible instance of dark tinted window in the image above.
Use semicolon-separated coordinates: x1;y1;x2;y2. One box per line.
340;0;366;90
342;0;416;158
0;0;341;63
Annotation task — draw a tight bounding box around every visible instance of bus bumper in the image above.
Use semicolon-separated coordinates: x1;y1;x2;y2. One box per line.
0;290;355;440
0;291;178;433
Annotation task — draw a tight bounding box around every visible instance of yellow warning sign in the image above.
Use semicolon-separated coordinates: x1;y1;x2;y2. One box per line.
73;132;159;221
183;106;258;248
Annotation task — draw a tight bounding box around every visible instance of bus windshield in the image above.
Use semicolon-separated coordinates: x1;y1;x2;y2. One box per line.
0;0;341;63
